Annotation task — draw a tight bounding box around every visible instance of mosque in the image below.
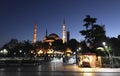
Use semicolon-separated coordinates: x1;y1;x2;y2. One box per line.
33;20;70;44
32;20;70;58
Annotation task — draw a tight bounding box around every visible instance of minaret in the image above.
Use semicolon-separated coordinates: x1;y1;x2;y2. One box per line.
46;28;48;37
67;31;70;42
62;19;67;43
33;23;37;44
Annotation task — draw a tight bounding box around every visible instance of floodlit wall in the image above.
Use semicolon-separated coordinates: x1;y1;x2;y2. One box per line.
78;53;102;68
89;55;96;68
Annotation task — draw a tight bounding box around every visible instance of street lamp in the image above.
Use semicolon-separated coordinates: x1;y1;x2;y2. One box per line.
19;50;22;53
102;42;108;49
102;42;106;46
0;49;8;55
102;42;113;68
76;47;82;64
77;47;82;52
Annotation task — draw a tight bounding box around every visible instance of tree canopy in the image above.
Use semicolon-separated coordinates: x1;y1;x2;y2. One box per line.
80;15;106;54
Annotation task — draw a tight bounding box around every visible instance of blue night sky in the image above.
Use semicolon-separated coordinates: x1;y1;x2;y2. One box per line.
0;0;120;47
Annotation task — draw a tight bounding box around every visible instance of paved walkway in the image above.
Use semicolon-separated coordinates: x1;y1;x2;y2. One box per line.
0;59;120;73
48;61;120;72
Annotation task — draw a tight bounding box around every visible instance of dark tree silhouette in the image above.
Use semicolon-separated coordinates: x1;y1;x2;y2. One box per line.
52;39;63;51
2;38;19;57
67;39;79;53
80;15;106;53
42;42;50;51
110;37;120;56
22;40;33;57
33;41;43;52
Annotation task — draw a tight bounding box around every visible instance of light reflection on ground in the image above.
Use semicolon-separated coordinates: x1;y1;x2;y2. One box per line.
81;72;94;76
77;67;120;73
0;59;120;76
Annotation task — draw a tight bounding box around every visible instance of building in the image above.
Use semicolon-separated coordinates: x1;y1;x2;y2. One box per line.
43;19;68;44
33;19;69;44
33;20;71;58
43;33;60;45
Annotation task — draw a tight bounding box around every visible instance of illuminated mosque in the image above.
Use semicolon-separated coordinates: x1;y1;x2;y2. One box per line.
33;19;70;44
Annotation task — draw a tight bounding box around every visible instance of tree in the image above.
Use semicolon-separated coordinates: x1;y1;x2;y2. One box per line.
110;37;120;56
2;38;19;57
52;39;63;51
80;41;89;53
22;40;33;57
80;15;106;53
33;41;43;52
67;39;79;53
118;35;120;40
42;42;50;52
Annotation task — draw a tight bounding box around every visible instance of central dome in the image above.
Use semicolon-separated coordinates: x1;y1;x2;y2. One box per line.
48;33;60;39
43;33;60;43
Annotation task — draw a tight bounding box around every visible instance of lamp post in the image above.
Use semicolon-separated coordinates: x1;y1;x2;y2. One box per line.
102;42;113;68
76;47;81;64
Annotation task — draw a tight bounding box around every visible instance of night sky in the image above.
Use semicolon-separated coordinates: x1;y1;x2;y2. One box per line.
0;0;120;47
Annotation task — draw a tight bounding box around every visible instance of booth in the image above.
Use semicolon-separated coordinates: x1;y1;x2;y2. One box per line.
78;53;102;68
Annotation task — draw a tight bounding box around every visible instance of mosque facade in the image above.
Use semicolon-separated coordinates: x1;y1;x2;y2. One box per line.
33;20;70;44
